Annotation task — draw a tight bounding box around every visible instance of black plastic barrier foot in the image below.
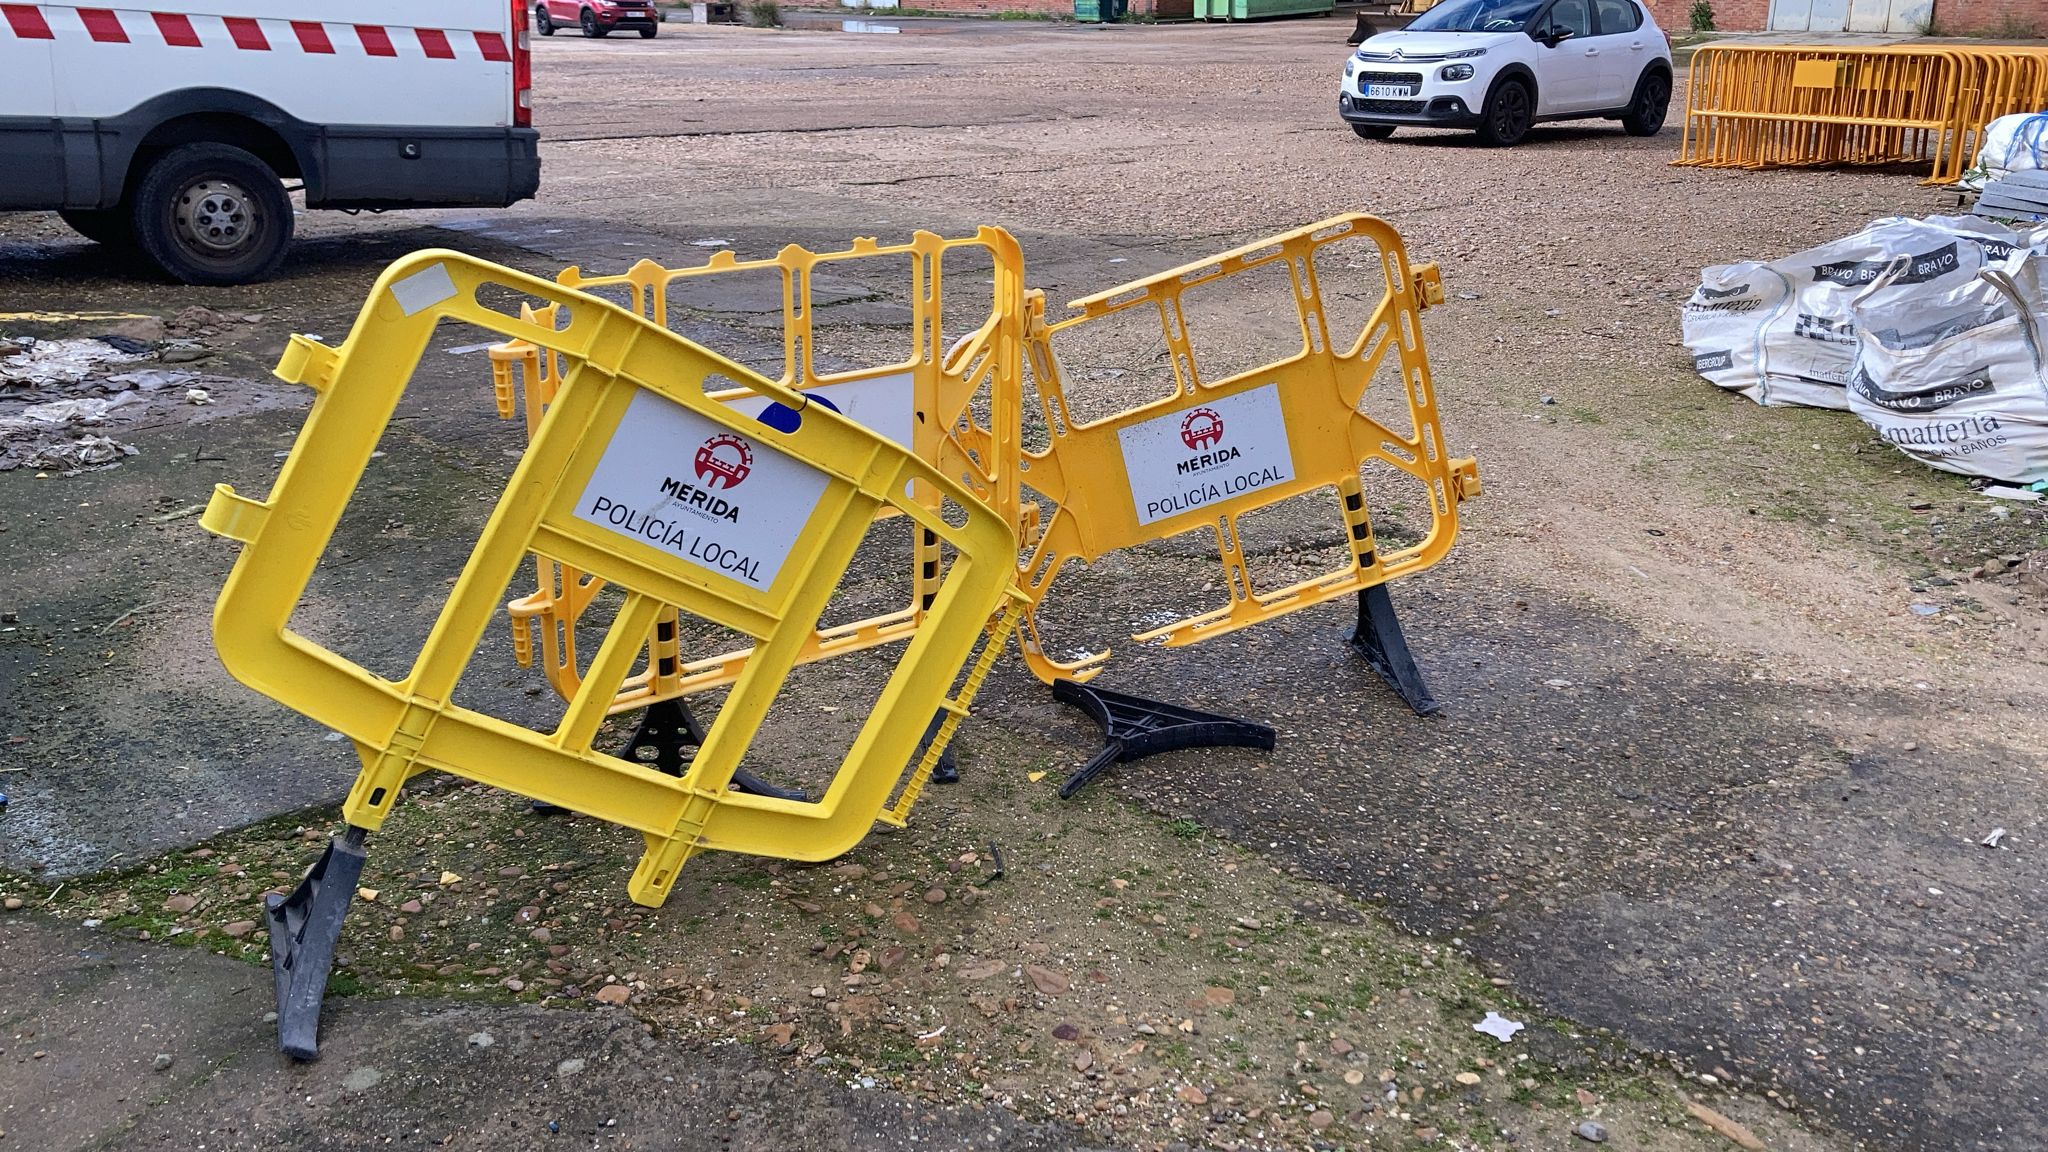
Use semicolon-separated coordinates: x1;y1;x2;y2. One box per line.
1051;680;1276;799
916;712;961;785
534;698;807;813
268;825;367;1062
1349;583;1440;716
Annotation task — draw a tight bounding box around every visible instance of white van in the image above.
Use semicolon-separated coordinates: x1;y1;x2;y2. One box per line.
0;0;539;284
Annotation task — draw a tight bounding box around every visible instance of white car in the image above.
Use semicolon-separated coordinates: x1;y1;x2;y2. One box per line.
1337;0;1674;147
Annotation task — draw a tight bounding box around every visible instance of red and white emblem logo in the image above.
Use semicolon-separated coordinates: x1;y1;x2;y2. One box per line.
692;434;753;489
1180;407;1224;451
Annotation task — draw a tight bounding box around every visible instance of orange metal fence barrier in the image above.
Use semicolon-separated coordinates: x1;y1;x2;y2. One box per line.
1676;44;2048;186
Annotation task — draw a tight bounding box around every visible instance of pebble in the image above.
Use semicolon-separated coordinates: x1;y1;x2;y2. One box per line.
556;1058;586;1076
810;986;828;998
1456;1071;1482;1086
221;920;256;938
923;887;947;905
1308;1110;1334;1129
1235;916;1262;930
467;1032;495;1050
151;1053;174;1071
1024;964;1070;996
1575;1120;1609;1143
529;927;552;943
162;894;197;915
594;984;631;1006
3;898;21;911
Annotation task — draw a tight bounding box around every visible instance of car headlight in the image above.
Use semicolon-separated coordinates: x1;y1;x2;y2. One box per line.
1345;58;1355;77
1445;47;1488;59
1440;63;1475;81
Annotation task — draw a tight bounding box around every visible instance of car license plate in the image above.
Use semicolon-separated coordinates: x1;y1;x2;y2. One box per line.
1366;84;1413;99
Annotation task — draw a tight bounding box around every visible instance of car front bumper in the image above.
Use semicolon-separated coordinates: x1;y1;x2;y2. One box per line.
1336;91;1482;128
592;6;658;24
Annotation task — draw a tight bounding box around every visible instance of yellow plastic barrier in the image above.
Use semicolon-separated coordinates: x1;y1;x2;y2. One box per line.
1676;44;2048;186
485;229;1028;712
1010;214;1480;687
205;250;1020;907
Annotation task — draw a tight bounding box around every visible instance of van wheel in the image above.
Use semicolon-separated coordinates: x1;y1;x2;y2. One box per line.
536;4;555;33
59;207;135;249
1476;78;1532;147
581;8;606;35
130;143;293;286
1622;70;1671;136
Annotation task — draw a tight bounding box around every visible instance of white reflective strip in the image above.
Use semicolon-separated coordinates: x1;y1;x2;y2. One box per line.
391;263;459;316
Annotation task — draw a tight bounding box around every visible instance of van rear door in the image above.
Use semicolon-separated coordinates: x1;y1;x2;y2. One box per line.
0;4;66;207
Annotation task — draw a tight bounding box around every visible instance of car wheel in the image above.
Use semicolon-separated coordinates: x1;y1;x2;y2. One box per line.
639;21;657;36
1622;70;1671;136
536;4;554;34
1351;123;1395;140
580;8;605;35
130;142;293;286
1477;78;1533;147
59;207;136;249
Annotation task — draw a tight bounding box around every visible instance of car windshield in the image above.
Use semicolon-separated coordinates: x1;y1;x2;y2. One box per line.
1403;0;1544;32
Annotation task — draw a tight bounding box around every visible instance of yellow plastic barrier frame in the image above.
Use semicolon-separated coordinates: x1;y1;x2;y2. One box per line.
485;229;1029;712
1012;214;1481;685
203;251;1020;908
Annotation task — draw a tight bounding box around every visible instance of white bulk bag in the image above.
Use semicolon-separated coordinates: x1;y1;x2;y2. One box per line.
1848;252;2048;483
1969;112;2048;190
1684;216;2023;409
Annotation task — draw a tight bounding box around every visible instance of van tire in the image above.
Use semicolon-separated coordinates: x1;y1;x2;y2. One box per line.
130;143;294;286
59;207;135;249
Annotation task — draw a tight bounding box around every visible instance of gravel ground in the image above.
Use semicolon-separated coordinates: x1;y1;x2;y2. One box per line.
1;15;2045;1152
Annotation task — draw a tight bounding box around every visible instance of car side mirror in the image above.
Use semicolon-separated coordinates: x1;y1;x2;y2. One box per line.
1535;27;1572;47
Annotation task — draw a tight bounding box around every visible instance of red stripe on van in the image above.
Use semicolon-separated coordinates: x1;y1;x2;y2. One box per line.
1;4;54;38
223;15;266;49
474;30;509;61
415;27;454;59
354;23;395;56
78;6;127;40
152;11;199;46
291;20;332;52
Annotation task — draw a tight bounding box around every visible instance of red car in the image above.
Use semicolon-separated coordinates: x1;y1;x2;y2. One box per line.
535;0;659;38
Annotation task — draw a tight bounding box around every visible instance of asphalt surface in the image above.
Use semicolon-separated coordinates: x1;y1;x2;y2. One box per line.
2;15;2045;1152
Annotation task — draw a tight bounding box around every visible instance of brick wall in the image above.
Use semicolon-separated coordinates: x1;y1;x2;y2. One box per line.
849;0;1070;11
1643;0;2048;35
1932;0;2048;35
1643;0;1768;32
